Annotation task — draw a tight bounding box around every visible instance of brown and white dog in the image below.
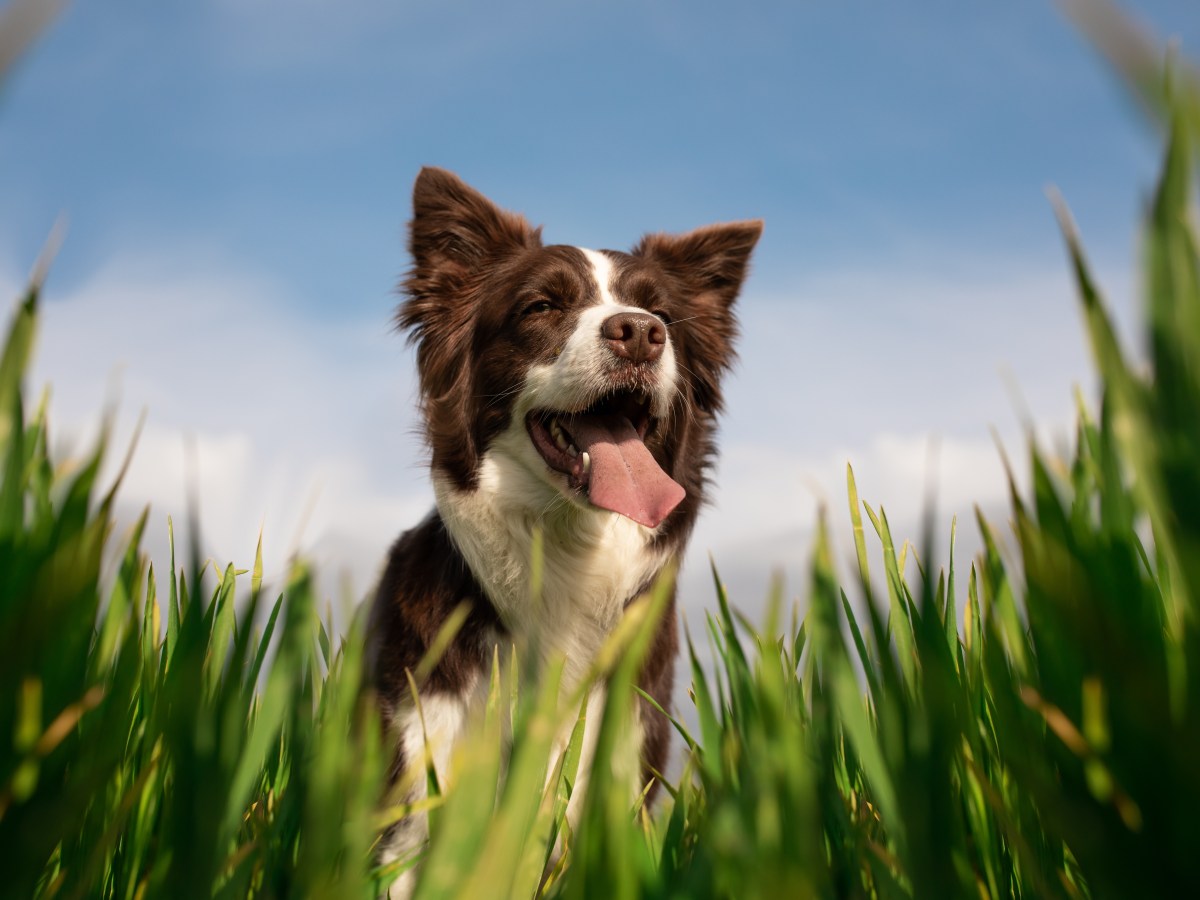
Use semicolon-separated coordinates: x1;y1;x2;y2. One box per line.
367;167;760;883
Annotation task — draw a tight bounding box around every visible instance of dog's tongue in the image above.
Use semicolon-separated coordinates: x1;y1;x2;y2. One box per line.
569;414;685;528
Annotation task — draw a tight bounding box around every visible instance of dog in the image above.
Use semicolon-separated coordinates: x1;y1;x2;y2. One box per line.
367;167;760;888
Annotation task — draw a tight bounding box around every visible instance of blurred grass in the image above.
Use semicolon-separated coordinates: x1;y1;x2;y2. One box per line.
0;279;389;898
4;2;1200;898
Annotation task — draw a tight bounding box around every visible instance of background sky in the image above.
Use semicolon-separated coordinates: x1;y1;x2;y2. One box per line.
1;0;1196;634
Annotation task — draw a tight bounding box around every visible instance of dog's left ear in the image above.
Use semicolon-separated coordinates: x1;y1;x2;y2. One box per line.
632;220;763;312
633;220;763;412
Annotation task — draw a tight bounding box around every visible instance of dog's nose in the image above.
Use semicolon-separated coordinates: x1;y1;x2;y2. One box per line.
601;311;666;365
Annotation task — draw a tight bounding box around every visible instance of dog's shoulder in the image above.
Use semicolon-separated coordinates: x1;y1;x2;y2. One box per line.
367;511;503;712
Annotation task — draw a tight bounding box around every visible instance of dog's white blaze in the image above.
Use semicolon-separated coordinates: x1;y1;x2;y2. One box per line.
580;247;618;305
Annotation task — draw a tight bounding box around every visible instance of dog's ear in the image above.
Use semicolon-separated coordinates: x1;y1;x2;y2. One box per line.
407;167;541;286
633;220;762;413
399;168;541;488
633;220;763;312
400;168;541;342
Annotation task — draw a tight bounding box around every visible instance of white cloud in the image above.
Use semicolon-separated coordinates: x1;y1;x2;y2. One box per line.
2;247;1132;629
679;428;1018;618
3;249;430;608
678;257;1137;618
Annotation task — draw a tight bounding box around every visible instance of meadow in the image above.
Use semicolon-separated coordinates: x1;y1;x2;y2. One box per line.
3;5;1200;898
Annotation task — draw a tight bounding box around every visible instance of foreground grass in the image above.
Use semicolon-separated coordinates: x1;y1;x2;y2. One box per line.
4;8;1200;900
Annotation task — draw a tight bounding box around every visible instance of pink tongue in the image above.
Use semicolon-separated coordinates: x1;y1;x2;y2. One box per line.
568;415;685;528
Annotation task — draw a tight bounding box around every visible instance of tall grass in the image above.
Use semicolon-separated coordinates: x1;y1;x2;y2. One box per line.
3;5;1200;898
0;278;389;899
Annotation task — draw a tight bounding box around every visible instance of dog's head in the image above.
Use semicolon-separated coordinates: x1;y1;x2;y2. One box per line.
400;167;761;532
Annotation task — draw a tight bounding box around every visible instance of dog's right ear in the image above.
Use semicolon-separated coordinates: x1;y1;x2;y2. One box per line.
406;167;541;289
399;167;541;375
399;168;540;489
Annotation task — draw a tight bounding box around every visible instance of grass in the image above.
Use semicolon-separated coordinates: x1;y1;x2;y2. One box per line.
3;3;1200;898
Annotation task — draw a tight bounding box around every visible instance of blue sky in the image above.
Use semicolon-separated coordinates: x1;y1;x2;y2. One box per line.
1;0;1197;616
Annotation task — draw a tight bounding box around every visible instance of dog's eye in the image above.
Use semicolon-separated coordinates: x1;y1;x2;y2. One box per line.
651;309;673;326
523;299;556;316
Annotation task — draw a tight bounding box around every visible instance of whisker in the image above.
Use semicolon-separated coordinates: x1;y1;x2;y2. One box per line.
478;383;527;410
537;491;570;521
671;358;706;389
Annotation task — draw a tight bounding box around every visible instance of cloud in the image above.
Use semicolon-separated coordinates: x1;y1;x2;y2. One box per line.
679;429;1015;617
3;248;429;607
2;245;1131;631
677;256;1137;620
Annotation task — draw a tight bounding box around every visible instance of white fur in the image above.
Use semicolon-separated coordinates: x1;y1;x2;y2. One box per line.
555;684;645;818
380;674;490;898
384;680;644;899
580;248;619;305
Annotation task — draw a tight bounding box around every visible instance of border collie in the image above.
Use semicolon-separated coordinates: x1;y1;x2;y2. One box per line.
368;167;761;887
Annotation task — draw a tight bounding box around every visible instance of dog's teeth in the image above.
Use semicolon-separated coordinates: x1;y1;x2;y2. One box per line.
580;451;591;475
567;445;578;458
548;418;569;451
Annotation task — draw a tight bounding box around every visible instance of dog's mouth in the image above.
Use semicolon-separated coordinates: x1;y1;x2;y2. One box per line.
525;390;685;528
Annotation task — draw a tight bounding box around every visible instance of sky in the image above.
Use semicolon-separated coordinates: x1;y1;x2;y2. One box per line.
1;0;1197;634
